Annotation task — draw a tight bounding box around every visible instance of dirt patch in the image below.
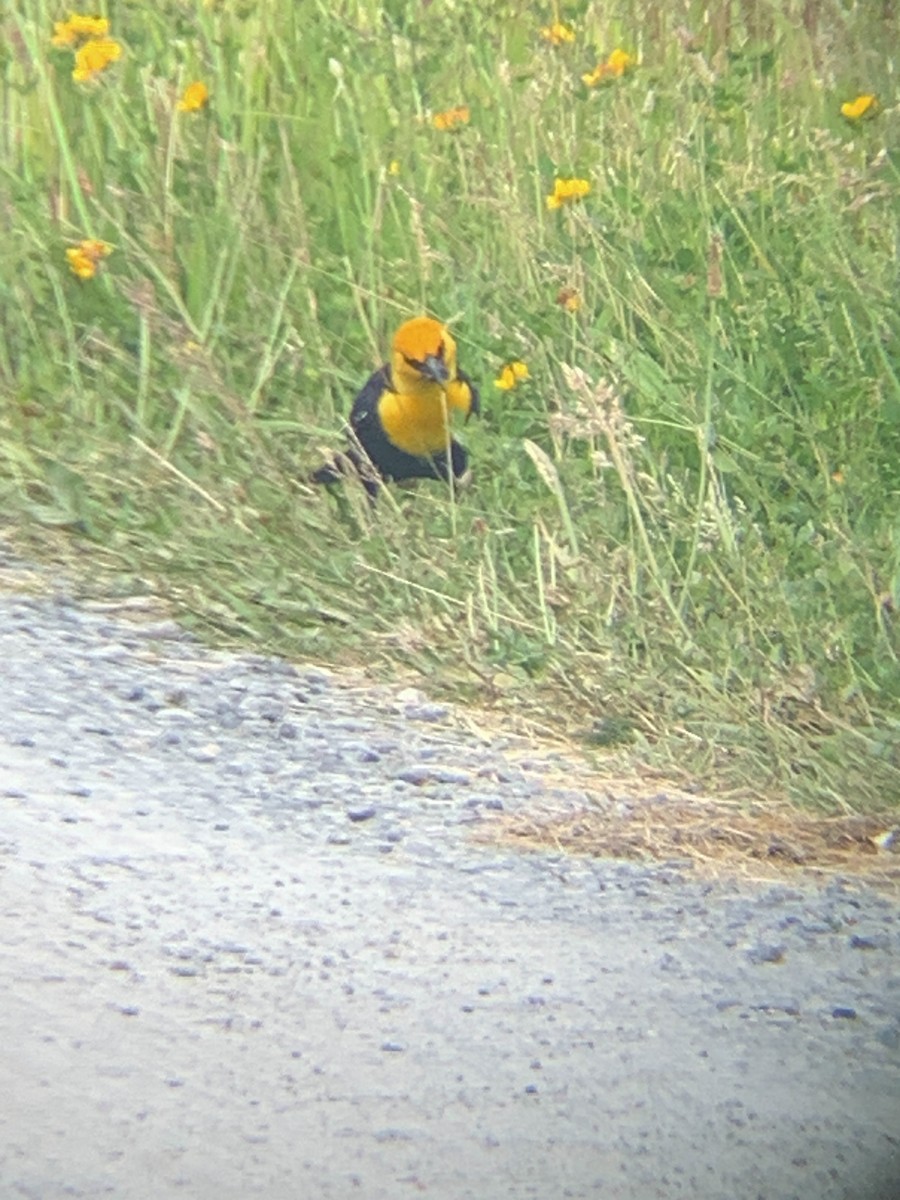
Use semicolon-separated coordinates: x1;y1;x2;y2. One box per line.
480;782;900;889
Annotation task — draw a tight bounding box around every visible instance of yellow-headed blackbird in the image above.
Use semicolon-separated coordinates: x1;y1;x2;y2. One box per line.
313;316;480;495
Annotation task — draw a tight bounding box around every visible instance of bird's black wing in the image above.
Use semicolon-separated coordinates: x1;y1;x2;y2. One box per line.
350;366;467;485
456;368;481;421
313;363;470;494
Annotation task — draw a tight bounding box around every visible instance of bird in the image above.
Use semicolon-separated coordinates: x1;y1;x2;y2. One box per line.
312;316;480;496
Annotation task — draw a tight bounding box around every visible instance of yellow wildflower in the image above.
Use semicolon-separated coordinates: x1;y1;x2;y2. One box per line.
582;47;637;87
65;238;112;280
432;105;470;131
546;177;590;210
51;13;110;47
540;21;575;45
494;361;530;390
66;248;95;279
178;81;210;113
388;159;401;176
72;36;122;82
606;48;636;75
840;94;878;121
556;287;582;312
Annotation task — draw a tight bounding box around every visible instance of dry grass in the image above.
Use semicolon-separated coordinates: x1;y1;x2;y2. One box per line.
482;775;900;890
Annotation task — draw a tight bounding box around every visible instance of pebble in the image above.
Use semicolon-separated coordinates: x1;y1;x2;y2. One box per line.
403;703;449;723
347;806;377;823
746;943;787;965
394;765;472;787
850;933;890;951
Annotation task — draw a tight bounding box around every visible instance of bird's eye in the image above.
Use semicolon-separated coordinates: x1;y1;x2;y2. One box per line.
403;343;444;372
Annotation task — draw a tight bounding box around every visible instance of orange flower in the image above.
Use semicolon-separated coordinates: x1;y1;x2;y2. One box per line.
582;48;637;87
51;13;110;47
840;94;878;121
178;81;210;113
72;36;122;82
606;48;636;75
556;287;582;312
540;22;575;45
432;105;470;131
494;361;530;390
546;177;590;210
65;238;112;280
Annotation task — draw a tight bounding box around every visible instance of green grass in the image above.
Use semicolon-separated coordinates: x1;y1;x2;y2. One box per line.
2;0;898;811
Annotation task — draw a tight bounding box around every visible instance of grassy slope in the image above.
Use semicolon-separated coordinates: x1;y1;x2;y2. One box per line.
1;0;898;810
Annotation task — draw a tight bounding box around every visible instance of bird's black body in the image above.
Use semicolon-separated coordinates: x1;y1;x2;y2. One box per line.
313;364;479;497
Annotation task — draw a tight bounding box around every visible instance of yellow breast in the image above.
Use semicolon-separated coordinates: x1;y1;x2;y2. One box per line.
377;385;454;457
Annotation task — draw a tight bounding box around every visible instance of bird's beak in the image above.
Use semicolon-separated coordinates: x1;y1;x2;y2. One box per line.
421;354;450;384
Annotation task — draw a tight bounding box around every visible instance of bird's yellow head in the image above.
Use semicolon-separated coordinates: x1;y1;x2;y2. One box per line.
391;317;458;395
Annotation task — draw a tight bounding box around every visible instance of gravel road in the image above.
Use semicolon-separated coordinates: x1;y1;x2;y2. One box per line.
1;552;898;1200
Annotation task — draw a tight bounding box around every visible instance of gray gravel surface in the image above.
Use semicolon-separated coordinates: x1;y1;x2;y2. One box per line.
1;556;898;1200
